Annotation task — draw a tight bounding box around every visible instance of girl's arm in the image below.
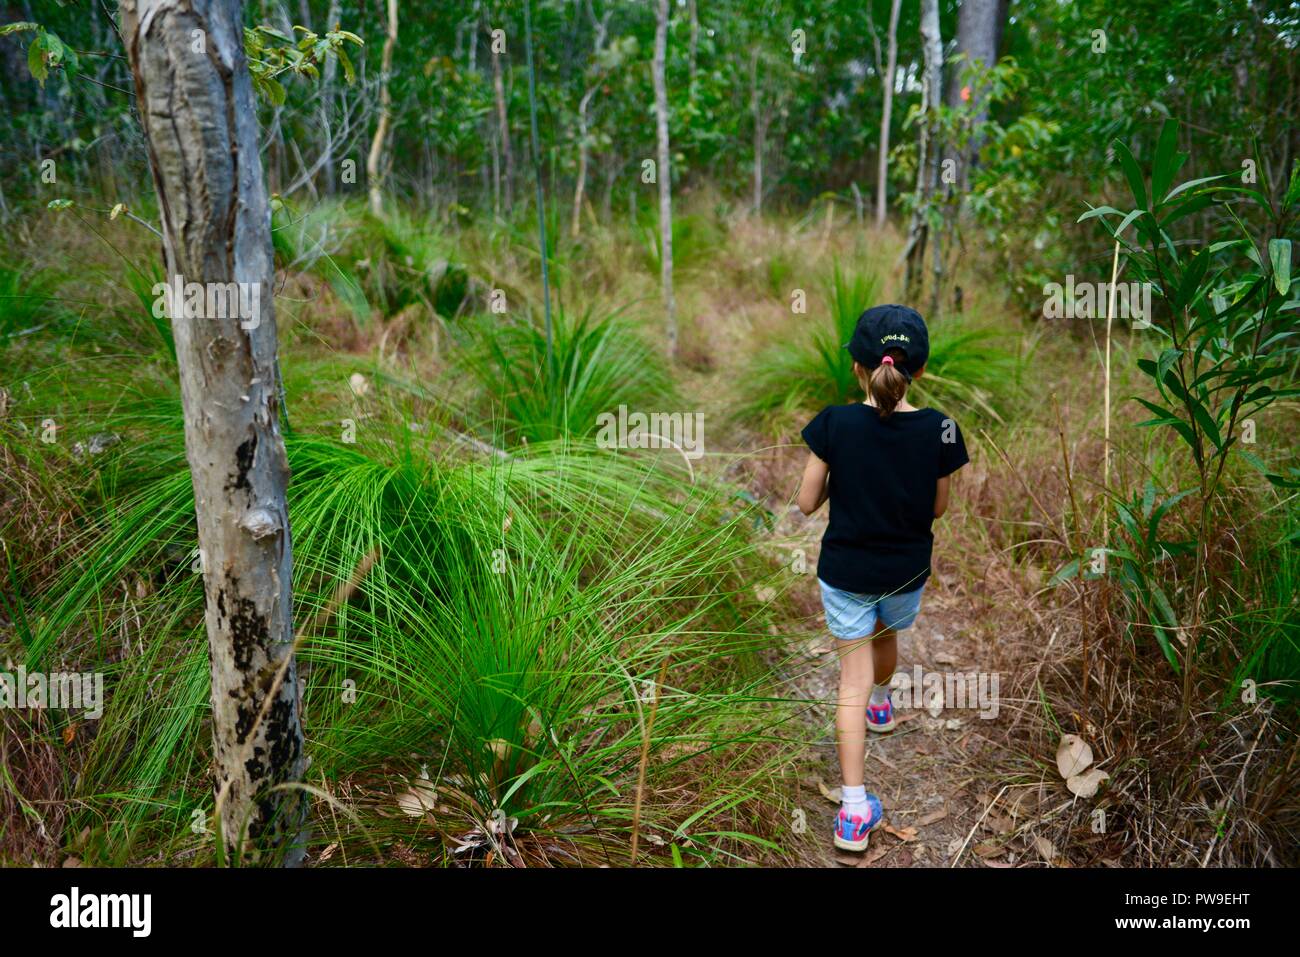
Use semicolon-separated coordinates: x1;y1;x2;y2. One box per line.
934;475;951;519
797;452;830;515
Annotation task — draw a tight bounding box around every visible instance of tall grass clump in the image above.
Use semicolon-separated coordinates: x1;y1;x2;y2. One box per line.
4;356;799;867
461;302;675;446
739;261;1018;432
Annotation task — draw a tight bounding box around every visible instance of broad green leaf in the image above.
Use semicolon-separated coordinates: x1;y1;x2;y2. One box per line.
1156;348;1182;385
1115;208;1146;237
1048;558;1081;587
1113;139;1148;211
1163;173;1230;205
1133;397;1198;451
1077;205;1122;223
337;46;356;84
1151;119;1180;202
1148;585;1182;672
1268;239;1292;296
27;31;48;85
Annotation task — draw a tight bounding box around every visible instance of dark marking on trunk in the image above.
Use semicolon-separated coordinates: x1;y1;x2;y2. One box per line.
266;694;301;769
229;433;257;492
227;590;268;673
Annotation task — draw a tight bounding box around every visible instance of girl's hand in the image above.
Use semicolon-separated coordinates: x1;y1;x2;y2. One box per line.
796;452;830;515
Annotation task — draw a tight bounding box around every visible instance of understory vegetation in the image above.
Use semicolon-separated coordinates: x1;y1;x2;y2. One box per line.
1;0;1297;868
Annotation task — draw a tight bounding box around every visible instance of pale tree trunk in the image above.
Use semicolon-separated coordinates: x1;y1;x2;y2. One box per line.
750;47;765;215
367;0;398;217
688;0;698;94
874;0;902;228
943;0;1008;193
571;4;611;238
492;31;514;214
120;0;306;865
571;87;594;237
946;0;1007;127
319;0;341;195
653;0;677;359
902;0;942;308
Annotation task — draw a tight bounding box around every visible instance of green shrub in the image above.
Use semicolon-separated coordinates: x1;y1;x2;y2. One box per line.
462;302;675;446
739;261;1017;431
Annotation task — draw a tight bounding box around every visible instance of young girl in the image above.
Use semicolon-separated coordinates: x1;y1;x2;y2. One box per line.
796;304;969;852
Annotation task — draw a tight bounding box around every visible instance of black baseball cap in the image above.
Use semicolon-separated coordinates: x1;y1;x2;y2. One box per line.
845;304;929;377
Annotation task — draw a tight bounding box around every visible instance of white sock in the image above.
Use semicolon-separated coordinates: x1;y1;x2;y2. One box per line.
841;784;869;815
869;681;892;706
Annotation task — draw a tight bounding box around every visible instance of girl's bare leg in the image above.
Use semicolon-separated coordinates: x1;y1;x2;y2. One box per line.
872;625;897;688
836;635;875;786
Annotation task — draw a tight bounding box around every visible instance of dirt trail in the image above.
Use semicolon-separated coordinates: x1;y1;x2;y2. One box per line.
758;502;1008;867
679;363;1016;868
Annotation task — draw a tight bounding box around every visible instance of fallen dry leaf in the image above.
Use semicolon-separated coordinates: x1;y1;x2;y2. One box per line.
983;812;1014;835
857;844;891;867
917;808;948;826
396;779;438;817
816;778;842;805
1066;768;1111;799
1033;835;1057;861
1056;734;1093;778
884;824;918;842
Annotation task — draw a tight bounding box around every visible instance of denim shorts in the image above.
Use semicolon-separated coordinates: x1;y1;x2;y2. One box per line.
818;579;925;640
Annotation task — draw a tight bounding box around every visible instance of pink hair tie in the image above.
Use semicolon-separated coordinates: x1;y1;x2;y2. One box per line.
881;356;895;366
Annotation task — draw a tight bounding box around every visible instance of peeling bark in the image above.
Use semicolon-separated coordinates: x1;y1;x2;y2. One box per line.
120;0;306;866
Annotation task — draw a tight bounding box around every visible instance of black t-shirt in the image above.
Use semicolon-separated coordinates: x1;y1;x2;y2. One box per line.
801;403;969;594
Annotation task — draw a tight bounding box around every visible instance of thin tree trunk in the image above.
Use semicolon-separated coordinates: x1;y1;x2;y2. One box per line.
572;5;610;238
875;0;902;228
751;47;764;215
367;0;398;217
121;0;306;865
653;0;677;359
572;87;594;237
688;0;699;94
903;0;942;305
318;0;341;195
492;31;514;214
